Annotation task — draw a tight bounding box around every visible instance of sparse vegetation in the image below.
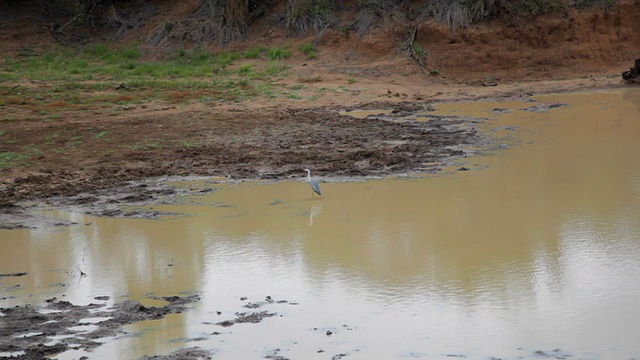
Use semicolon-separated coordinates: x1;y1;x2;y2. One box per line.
237;64;254;75
299;43;317;59
132;139;161;151
0;152;23;169
268;47;292;60
0;42;305;108
265;63;290;76
243;46;265;59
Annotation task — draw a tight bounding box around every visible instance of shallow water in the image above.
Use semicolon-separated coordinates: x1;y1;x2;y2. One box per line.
2;89;640;359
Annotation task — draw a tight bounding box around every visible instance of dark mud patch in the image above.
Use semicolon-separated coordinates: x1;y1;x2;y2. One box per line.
0;295;201;360
0;272;27;278
215;296;294;327
0;204;79;230
140;347;214;360
0;178;221;228
43;179;186;219
522;102;568;112
1;105;484;201
216;311;277;327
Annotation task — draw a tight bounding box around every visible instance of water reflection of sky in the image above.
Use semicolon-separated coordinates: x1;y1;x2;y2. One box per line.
2;89;640;359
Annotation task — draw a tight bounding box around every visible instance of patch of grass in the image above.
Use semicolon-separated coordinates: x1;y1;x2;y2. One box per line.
0;131;4;137
237;64;254;75
132;139;161;151
91;44;110;58
95;131;109;139
0;151;23;169
267;47;292;60
66;135;83;148
289;84;305;90
412;42;425;59
243;46;265;59
255;83;276;98
299;42;317;59
347;78;356;84
286;93;302;100
22;144;43;156
215;51;241;67
265;63;290;76
122;47;141;60
44;132;60;145
193;48;212;63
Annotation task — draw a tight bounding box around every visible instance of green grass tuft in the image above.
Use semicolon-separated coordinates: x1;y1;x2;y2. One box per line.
268;47;292;60
299;43;317;59
243;46;265;59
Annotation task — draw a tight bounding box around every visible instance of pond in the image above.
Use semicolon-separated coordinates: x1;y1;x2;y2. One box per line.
1;89;640;359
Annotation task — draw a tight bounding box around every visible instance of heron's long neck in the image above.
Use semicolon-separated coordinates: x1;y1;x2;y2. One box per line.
306;171;311;182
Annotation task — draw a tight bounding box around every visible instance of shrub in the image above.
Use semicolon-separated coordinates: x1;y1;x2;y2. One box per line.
243;46;265;58
92;44;110;58
268;47;292;60
285;0;339;36
123;47;141;60
299;43;316;59
215;51;241;66
237;64;253;75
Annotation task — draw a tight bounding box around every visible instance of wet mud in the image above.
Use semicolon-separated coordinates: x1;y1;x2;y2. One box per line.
0;295;203;360
0;293;308;360
1;103;487;227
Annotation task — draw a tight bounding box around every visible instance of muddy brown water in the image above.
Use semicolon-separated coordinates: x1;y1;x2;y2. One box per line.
2;89;640;359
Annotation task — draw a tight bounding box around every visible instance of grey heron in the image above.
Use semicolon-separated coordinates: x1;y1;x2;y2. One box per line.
304;169;322;196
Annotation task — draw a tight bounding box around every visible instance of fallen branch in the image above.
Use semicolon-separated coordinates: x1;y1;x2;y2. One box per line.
3;85;20;95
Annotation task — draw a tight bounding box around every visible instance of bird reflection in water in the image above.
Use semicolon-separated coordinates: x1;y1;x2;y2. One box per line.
308;201;323;226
